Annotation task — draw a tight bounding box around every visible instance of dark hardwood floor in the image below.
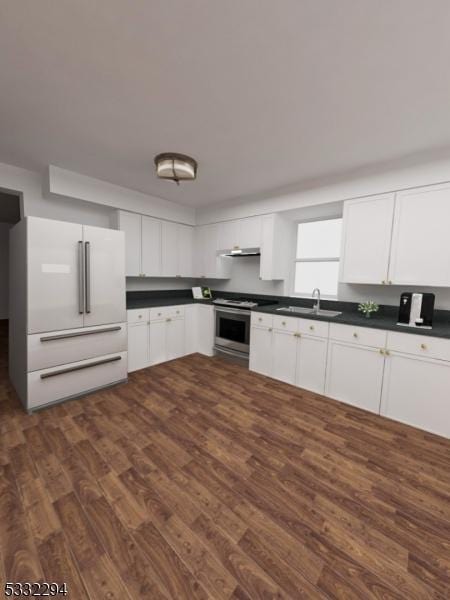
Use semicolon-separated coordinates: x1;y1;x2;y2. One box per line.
1;319;450;598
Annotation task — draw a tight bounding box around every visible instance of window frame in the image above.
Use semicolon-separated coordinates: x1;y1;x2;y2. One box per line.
291;216;342;300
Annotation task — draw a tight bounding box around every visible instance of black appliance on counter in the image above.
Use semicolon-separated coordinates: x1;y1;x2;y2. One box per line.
397;292;435;329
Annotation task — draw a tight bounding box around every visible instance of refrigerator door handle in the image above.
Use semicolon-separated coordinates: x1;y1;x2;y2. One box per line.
85;241;91;314
78;241;85;314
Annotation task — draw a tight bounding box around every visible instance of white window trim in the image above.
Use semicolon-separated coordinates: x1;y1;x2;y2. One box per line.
290;217;342;300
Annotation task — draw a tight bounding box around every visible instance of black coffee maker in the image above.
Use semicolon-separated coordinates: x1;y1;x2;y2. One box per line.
397;293;435;329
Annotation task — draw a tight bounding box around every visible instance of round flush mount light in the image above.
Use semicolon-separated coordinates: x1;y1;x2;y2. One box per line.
154;153;197;185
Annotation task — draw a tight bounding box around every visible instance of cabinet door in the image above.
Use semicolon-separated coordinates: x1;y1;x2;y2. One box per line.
161;221;179;277
218;220;240;251
389;184;450;286
340;194;395;284
381;352;450;438
118;211;141;277
27;218;84;334
83;226;126;328
272;330;297;385
127;323;149;372
296;335;328;394
149;320;166;366
166;318;185;361
197;305;215;356
325;340;385;413
249;327;273;376
239;216;262;248
141;216;161;277
178;224;194;277
184;305;198;355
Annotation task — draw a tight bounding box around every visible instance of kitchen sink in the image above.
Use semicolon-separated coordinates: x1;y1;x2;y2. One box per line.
276;306;342;318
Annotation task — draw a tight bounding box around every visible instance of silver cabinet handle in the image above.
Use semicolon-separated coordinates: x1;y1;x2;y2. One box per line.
40;326;122;342
78;241;85;314
40;355;122;379
85;241;91;314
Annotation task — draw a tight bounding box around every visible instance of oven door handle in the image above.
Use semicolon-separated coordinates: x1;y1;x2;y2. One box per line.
214;306;250;316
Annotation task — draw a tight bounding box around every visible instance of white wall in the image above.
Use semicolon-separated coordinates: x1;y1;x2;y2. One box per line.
196;154;450;225
0;223;11;319
48;166;195;225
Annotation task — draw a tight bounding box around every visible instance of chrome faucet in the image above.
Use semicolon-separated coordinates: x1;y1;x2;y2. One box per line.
312;288;321;313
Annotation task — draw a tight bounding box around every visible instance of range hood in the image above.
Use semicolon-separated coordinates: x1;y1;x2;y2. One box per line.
221;247;260;257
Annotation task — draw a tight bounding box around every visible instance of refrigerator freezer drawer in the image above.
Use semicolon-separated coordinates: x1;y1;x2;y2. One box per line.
27;323;127;372
27;351;127;410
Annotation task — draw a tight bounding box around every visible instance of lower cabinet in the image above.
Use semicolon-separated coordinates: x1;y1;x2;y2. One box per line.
127;304;215;372
249;325;273;377
380;351;450;439
128;322;150;373
325;340;385;413
149;317;185;366
250;316;328;394
296;335;328;394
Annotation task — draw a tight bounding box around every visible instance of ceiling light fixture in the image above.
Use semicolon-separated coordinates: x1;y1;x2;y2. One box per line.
154;153;197;185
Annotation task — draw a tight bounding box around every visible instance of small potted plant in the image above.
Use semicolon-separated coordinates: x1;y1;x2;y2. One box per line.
358;300;379;318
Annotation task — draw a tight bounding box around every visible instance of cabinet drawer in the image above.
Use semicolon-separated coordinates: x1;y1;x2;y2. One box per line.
127;309;149;324
298;319;329;339
27;351;127;410
387;331;450;362
28;323;127;372
329;323;387;348
273;315;298;333
251;312;273;328
149;305;185;321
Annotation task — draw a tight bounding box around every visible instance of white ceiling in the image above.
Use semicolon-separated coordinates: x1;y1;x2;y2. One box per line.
1;1;450;208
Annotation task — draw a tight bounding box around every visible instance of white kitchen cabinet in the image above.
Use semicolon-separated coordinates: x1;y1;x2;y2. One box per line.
161;221;194;278
178;224;194;277
217;216;261;251
340;193;395;284
128;323;150;372
325;339;385;413
380;351;450;438
161;221;179;277
141;216;162;277
259;214;293;281
249;325;273;376
166;318;185;361
272;329;297;384
149;320;167;366
296;334;328;394
195;224;231;279
197;304;215;356
117;211;141;277
389;183;450;286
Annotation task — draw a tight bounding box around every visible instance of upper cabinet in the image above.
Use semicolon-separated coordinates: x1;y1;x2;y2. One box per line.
115;210;193;278
340;182;450;287
389;184;450;286
161;221;194;278
116;211;142;277
340;193;395;284
217;216;262;251
195;223;231;279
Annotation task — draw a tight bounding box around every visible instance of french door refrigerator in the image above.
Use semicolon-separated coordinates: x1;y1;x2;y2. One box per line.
9;217;127;411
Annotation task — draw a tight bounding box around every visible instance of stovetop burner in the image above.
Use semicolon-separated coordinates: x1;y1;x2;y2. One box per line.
212;297;277;309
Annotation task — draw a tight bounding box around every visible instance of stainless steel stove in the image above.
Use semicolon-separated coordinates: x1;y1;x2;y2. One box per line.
212;297;259;309
213;297;276;361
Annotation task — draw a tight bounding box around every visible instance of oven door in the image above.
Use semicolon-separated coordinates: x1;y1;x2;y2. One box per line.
215;307;251;354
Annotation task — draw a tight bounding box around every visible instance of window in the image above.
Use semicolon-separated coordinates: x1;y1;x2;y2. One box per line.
293;218;342;297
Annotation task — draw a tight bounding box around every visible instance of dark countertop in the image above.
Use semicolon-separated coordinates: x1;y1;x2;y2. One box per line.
126;289;450;339
255;304;450;339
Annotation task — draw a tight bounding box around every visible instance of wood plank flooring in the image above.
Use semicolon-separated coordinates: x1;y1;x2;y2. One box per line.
1;319;450;598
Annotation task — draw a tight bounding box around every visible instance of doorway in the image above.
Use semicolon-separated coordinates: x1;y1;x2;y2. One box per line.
0;190;21;370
